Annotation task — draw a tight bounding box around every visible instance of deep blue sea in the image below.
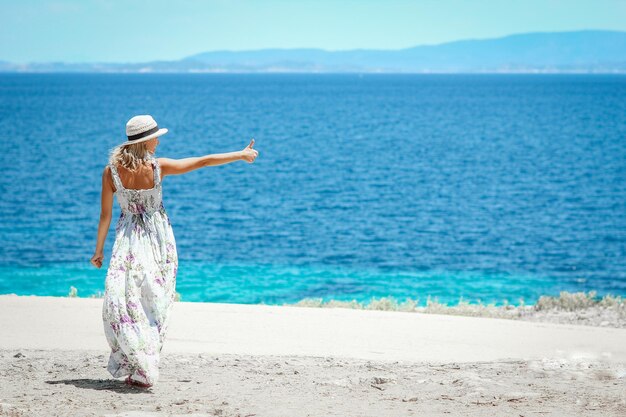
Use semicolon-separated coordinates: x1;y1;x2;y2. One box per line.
0;73;624;305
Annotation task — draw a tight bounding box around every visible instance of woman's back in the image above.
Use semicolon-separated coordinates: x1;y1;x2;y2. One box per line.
108;156;163;215
112;160;159;191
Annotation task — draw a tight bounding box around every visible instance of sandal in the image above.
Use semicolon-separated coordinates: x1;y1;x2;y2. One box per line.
124;375;153;388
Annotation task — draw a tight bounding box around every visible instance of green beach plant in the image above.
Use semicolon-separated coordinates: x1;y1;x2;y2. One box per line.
288;291;626;328
535;291;598;311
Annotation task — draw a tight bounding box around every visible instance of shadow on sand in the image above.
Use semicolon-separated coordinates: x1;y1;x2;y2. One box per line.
45;378;151;393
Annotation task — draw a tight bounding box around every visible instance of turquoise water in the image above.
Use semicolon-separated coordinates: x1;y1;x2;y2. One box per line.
0;74;625;305
0;261;611;306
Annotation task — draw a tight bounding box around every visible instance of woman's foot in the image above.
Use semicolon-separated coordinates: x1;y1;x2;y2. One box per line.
124;375;153;388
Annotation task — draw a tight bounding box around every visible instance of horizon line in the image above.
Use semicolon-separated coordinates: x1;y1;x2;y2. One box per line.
2;28;624;65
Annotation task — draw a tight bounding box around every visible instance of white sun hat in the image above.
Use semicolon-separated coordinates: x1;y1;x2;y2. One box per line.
119;115;168;147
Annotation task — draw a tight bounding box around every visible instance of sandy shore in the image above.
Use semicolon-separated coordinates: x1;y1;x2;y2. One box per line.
0;295;625;416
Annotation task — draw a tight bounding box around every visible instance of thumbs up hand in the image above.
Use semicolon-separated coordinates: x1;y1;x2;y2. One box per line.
241;138;259;163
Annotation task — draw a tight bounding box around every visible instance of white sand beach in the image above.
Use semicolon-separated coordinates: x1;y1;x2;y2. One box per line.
1;294;625;416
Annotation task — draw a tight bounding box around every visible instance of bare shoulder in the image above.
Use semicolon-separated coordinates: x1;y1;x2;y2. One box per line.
102;165;115;191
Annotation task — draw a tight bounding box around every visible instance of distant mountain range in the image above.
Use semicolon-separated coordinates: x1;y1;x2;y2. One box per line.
2;30;625;73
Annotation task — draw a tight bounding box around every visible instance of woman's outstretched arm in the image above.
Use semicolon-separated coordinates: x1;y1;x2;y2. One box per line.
90;166;114;268
159;139;258;177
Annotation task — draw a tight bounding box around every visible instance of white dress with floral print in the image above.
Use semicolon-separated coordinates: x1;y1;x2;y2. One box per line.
102;156;177;386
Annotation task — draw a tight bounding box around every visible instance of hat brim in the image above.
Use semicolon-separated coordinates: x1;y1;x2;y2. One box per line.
119;128;168;147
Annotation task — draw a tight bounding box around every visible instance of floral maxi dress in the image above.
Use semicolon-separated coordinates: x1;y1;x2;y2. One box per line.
102;156;178;385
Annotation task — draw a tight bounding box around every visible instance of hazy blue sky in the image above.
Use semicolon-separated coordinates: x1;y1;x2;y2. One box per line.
1;0;625;63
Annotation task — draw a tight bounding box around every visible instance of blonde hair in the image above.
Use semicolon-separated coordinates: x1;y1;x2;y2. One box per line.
108;142;151;171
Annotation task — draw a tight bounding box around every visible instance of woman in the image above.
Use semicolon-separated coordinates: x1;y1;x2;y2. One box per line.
90;115;258;388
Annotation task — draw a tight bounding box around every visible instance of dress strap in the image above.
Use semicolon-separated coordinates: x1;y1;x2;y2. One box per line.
151;157;161;186
108;164;125;192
